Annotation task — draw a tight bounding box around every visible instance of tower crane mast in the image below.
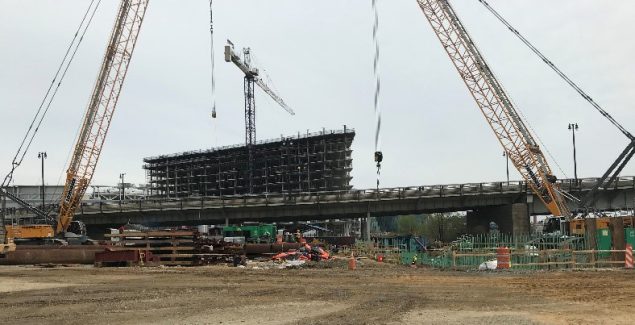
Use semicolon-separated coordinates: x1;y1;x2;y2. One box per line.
224;40;294;193
416;0;570;217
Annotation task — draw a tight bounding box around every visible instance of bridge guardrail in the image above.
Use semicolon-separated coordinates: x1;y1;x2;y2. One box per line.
75;176;635;215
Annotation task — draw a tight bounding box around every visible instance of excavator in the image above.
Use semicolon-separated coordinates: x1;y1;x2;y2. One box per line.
0;0;150;250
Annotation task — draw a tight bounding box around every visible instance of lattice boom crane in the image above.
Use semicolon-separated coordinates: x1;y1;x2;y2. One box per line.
416;0;570;217
57;0;150;233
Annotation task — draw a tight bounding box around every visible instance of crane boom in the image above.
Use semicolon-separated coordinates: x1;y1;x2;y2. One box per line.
254;78;294;115
57;0;149;233
224;41;295;115
416;0;570;217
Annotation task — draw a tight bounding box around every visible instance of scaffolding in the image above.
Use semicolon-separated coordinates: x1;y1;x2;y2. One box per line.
143;127;355;197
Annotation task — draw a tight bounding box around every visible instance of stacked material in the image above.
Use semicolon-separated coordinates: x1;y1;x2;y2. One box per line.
272;243;330;262
105;230;195;266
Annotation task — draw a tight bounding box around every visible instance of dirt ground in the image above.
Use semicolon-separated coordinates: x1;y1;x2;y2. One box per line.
0;259;633;325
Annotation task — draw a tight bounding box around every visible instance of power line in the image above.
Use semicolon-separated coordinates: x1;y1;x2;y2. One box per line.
2;0;102;188
477;0;633;140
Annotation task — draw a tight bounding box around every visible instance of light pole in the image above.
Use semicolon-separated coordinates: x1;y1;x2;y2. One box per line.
502;151;509;183
38;152;47;209
568;123;579;183
119;173;126;203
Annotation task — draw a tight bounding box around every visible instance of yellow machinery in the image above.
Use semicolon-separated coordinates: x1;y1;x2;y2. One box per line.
416;0;570;218
569;216;632;236
5;225;55;240
1;0;149;243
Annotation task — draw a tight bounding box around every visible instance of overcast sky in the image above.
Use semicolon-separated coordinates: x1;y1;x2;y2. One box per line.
1;0;634;190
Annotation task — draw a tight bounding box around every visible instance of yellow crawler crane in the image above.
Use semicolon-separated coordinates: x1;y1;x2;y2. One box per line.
2;0;150;242
416;0;570;218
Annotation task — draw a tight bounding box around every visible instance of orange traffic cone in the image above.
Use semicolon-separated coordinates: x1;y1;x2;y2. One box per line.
348;252;356;270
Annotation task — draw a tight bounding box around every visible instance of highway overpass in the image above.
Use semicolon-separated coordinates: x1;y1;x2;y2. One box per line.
72;176;635;234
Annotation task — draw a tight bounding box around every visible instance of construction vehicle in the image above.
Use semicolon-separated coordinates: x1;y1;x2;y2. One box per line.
1;0;150;244
223;224;277;244
416;0;635;234
545;214;634;236
224;40;295;193
0;198;15;255
416;0;570;219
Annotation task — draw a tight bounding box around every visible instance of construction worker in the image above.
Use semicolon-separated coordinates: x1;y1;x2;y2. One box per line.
412;254;418;267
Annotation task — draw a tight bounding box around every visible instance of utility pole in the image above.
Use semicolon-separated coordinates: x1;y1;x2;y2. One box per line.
38;152;47;209
568;123;579;184
119;173;126;204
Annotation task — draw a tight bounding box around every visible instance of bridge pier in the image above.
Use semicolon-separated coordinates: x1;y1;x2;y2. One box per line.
363;212;371;241
466;203;529;234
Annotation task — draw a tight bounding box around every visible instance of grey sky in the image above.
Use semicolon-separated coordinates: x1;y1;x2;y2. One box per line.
1;0;634;190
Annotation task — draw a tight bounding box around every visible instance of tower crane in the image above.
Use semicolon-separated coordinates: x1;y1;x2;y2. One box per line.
1;0;150;243
224;40;295;193
416;0;570;218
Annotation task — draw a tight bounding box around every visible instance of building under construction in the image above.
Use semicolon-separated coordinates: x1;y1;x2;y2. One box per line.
143;127;354;197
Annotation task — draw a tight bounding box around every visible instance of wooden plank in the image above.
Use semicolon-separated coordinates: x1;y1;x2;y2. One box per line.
515;262;573;266
193;254;232;257
105;231;194;237
151;247;195;251
161;261;193;265
152;254;194;257
117;239;194;245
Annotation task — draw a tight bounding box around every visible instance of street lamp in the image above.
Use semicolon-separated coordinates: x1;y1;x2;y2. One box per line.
119;173;126;203
502;151;509;183
568;123;579;183
37;152;47;209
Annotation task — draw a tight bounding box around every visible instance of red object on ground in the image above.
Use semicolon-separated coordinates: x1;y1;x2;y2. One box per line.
626;244;633;269
377;255;383;263
348;254;356;270
95;249;159;266
496;247;511;269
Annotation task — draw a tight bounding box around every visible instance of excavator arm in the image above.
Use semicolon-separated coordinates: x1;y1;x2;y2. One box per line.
416;0;570;217
57;0;149;234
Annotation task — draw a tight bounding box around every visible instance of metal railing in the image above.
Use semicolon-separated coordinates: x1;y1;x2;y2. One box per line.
74;176;635;215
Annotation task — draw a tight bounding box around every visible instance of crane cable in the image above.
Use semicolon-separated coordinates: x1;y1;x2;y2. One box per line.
372;0;383;191
1;0;101;189
209;0;217;119
477;0;633;141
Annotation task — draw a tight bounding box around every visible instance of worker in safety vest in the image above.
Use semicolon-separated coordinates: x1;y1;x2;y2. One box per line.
412;255;417;266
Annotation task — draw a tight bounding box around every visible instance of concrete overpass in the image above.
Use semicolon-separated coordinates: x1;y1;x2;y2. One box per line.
74;176;635;234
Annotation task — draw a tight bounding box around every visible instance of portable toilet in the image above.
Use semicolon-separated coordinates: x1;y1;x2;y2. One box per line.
597;228;612;258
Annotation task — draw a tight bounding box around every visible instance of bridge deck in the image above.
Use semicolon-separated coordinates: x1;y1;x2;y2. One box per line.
73;177;635;226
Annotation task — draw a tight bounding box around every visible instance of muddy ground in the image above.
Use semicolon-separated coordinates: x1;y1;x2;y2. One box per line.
0;260;633;324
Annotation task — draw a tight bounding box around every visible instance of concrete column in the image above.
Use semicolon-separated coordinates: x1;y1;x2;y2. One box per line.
343;220;351;237
364;211;371;242
466;203;529;234
511;203;529;235
225;217;229;227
